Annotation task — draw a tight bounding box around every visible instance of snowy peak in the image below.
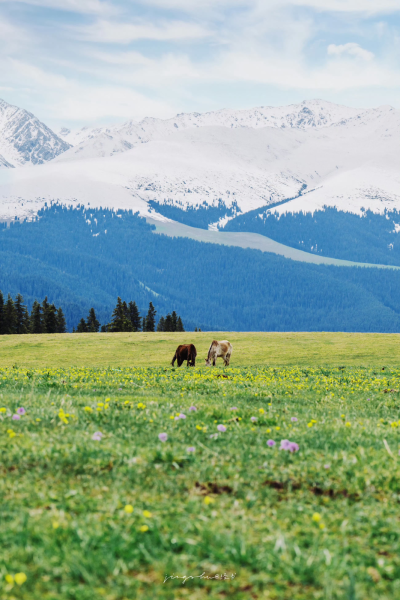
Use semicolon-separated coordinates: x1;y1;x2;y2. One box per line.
56;99;365;162
0;98;71;168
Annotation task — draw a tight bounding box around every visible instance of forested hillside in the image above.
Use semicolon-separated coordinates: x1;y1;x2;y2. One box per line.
223;207;400;266
2;205;400;332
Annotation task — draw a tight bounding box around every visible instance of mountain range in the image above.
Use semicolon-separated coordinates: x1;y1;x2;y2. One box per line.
1;96;400;332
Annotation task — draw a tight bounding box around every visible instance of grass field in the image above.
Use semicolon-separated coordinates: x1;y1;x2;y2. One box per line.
2;334;400;599
1;331;400;368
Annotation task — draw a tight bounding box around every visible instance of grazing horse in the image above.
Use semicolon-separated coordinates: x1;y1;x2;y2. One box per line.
205;340;233;366
171;344;197;367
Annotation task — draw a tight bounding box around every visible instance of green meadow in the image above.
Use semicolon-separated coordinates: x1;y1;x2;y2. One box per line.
1;331;400;368
1;334;400;599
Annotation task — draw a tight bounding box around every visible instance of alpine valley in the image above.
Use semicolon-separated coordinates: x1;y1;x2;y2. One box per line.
1;97;400;333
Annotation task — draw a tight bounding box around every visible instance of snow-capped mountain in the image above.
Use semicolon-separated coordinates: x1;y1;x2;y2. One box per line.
0;99;71;168
1;98;400;227
57;99;363;161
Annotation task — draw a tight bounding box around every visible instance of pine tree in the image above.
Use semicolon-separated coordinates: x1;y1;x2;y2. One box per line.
110;297;132;332
4;294;17;335
77;318;88;332
171;311;178;332
45;303;58;333
122;301;133;331
15;294;29;334
30;301;44;334
145;302;156;332
195;327;198;332
56;307;67;333
128;301;141;331
42;296;50;333
176;316;185;332
0;290;5;335
142;316;146;332
165;313;173;332
86;308;100;332
157;316;165;332
100;324;108;332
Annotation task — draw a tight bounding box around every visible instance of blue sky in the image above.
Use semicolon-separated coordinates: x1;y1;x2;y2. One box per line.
0;0;399;129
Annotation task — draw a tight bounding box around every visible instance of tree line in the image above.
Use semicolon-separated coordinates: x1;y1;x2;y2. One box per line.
75;298;184;333
0;291;66;335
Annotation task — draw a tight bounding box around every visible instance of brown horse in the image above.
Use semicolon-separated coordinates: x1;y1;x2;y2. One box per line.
171;344;197;367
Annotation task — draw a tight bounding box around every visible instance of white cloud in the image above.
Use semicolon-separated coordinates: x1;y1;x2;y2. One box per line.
0;0;116;16
77;19;211;44
327;43;374;61
140;0;400;14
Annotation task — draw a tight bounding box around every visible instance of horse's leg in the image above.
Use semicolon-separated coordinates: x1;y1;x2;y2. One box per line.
171;352;177;367
225;353;231;366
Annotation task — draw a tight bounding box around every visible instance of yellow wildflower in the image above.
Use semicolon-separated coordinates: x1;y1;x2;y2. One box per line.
124;504;134;514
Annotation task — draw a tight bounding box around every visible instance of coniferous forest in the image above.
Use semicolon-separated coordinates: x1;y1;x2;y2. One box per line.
0;292;185;335
3;204;400;332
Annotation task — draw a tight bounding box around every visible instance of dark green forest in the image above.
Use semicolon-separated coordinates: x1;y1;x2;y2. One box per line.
223;206;400;266
2;204;400;332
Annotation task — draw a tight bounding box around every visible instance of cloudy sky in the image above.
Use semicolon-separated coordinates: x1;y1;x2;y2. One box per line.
0;0;399;129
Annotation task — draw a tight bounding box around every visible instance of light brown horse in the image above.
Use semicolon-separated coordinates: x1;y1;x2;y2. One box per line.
205;340;233;366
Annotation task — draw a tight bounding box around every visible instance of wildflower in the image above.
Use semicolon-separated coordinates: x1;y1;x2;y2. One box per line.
312;512;321;522
12;414;20;421
267;439;276;447
0;407;6;413
209;433;218;439
324;464;330;469
259;408;265;414
124;504;134;513
204;496;214;505
288;442;299;453
158;433;168;442
345;422;351;427
52;521;60;529
291;417;298;422
92;431;103;441
17;407;26;415
230;407;238;411
7;429;16;438
196;425;203;431
84;406;93;412
5;574;14;584
250;417;257;423
187;446;195;452
178;413;186;419
189;406;197;411
280;439;291;450
217;424;226;432
143;510;152;518
140;525;149;532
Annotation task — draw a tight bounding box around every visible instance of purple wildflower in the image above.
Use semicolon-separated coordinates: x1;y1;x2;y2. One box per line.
288;442;299;453
158;433;168;442
217;424;226;432
92;431;103;441
267;439;276;447
324;464;330;469
209;433;218;439
230;407;238;411
280;439;291;450
189;406;197;412
250;416;257;422
291;417;298;422
17;407;26;415
179;413;186;419
174;417;180;420
367;398;371;401
187;447;195;452
12;414;20;421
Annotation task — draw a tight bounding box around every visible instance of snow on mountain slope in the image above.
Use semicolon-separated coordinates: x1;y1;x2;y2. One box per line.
0;99;71;168
1;99;400;225
56;99;363;162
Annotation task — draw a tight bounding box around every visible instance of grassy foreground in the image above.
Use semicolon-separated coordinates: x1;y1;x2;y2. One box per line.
1;331;400;367
2;362;400;599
